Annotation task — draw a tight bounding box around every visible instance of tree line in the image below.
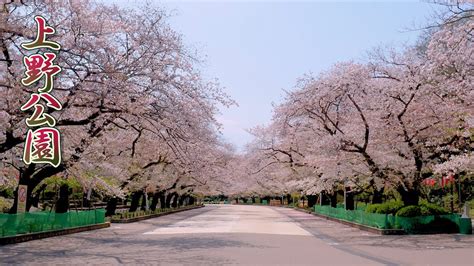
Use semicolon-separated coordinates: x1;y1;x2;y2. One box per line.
1;0;235;214
223;1;473;208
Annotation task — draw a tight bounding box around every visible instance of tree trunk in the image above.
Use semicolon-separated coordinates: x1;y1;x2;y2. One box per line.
82;194;90;208
105;197;118;216
371;188;384;204
344;187;354;210
330;192;337;208
189;196;195;205
171;193;179;208
55;184;69;213
140;192;148;211
307;195;317;208
398;188;419;206
286;194;292;205
129;191;142;212
178;195;186;207
160;193;166;209
320;192;330;205
183;195;190;206
150;192;161;211
165;193;174;208
31;184;47;209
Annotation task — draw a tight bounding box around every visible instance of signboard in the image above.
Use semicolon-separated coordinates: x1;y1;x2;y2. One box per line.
17;185;28;213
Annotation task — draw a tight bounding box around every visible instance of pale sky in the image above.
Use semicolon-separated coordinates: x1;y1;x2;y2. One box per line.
108;0;442;151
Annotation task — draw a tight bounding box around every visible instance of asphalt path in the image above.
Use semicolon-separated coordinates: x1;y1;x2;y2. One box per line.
0;205;473;265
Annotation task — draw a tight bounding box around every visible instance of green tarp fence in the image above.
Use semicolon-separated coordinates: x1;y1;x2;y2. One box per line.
0;209;106;237
314;205;461;233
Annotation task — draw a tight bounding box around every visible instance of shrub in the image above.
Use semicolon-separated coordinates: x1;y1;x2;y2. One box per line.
419;201;448;215
378;200;404;215
396;206;422;217
420;206;430;216
368;200;448;217
0;197;13;213
0;188;14;199
365;200;404;215
112;205;195;220
365;204;381;213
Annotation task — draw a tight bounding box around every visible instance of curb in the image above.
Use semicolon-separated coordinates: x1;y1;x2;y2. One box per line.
111;205;204;223
0;222;110;245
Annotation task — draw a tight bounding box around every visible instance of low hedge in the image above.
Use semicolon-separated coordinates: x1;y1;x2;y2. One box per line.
395;206;422;217
112;208;170;220
111;205;202;221
365;200;448;217
365;200;404;215
396;203;448;217
419;201;449;216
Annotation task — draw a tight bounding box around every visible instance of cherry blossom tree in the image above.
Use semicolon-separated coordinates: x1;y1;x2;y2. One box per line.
1;0;234;212
237;2;472;206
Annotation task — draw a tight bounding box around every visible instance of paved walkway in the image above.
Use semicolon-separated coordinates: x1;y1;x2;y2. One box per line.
0;205;473;265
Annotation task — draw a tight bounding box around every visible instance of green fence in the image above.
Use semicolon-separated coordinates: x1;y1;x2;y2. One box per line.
314;205;462;233
315;205;390;229
0;209;106;237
